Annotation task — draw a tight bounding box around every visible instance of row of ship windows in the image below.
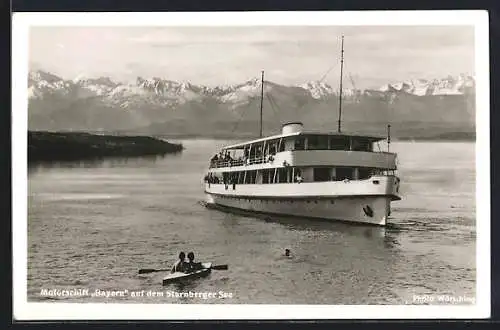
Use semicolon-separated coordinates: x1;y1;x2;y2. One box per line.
241;135;374;155
210;137;374;169
205;167;382;184
217;195;336;204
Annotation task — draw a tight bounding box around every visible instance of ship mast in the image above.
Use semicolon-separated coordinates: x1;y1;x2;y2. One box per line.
259;70;264;138
337;35;344;133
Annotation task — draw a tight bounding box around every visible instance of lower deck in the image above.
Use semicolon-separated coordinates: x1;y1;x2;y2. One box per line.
204;175;401;200
204;174;401;226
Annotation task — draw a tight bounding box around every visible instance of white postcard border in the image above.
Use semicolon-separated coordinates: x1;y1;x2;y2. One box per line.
12;10;490;320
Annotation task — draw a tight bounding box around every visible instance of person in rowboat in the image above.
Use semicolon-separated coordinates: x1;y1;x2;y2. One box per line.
171;252;188;273
185;252;203;273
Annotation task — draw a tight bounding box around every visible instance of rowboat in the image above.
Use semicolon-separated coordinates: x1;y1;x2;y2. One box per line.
162;262;212;286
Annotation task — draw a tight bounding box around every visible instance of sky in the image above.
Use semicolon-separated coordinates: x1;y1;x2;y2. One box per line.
29;26;475;89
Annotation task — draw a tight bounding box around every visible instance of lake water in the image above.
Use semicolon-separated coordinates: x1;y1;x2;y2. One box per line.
27;140;476;305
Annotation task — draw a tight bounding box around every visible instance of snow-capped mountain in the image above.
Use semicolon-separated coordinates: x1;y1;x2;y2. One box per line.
27;69;476;136
298;80;364;100
218;78;275;105
377;74;475;96
27;70;475;104
28;70;74;99
297;81;336;99
27;71;283;111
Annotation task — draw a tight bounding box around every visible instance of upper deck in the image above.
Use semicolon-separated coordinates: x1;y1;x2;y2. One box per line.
209;122;395;171
221;130;386;151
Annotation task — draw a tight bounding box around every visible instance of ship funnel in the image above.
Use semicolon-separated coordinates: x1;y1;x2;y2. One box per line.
281;122;304;135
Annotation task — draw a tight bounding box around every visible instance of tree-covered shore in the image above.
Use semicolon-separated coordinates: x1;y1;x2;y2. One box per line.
28;131;183;163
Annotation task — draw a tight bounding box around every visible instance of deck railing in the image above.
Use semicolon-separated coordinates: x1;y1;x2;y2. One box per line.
208;149;395;169
209;155;275;169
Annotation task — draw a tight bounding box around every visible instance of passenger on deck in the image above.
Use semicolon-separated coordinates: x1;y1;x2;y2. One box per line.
295;174;303;183
210;154;218;167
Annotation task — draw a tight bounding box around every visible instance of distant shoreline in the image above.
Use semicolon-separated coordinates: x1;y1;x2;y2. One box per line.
152;132;476;142
27;130;475;164
28;131;183;163
395;131;476;142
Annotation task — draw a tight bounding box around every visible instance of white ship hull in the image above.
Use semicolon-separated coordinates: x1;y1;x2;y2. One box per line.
205;193;390;226
204;176;400;226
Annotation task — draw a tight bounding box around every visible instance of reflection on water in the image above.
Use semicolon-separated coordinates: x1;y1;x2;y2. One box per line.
28;153;181;173
213;204;390;237
204;201;404;250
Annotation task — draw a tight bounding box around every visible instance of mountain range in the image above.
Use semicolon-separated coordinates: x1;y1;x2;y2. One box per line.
27;70;476;139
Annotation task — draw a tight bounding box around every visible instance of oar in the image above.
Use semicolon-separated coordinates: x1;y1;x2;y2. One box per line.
211;264;228;270
138;264;228;274
138;268;170;274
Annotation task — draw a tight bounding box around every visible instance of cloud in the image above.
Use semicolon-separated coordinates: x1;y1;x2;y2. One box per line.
29;26;475;88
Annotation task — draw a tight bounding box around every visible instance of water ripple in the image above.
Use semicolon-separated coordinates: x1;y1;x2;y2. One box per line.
27;141;476;304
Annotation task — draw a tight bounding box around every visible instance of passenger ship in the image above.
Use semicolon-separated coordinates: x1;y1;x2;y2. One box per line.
203;36;401;226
